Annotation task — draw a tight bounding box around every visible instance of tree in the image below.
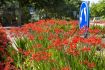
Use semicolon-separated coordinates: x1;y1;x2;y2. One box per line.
90;3;98;17
90;0;105;18
17;0;81;19
0;0;82;24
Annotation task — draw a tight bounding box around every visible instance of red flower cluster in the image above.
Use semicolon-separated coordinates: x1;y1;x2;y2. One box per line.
6;19;104;69
101;43;105;48
52;38;70;50
38;36;44;40
52;38;62;47
81;47;91;52
61;66;71;70
54;28;63;34
0;27;9;47
0;47;4;53
31;51;51;61
82;60;96;69
89;28;100;34
86;36;101;45
4;57;14;70
32;43;42;48
28;34;35;40
23;50;30;56
66;48;79;56
0;62;4;70
66;42;79;56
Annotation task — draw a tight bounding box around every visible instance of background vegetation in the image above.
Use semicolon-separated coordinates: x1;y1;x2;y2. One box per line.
90;0;105;19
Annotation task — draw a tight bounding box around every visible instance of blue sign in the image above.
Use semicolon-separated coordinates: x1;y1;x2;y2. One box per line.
79;2;89;29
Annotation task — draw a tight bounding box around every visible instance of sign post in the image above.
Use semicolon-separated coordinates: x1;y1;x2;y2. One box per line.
79;1;90;38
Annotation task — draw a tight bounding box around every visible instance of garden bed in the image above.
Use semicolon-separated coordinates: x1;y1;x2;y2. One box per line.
0;19;105;70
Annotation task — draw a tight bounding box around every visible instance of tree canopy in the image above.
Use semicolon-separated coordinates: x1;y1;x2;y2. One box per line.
90;0;105;18
0;0;82;25
19;0;81;19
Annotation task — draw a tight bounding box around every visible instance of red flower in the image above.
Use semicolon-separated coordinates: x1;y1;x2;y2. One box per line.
48;33;55;40
70;20;78;25
68;28;76;36
36;20;45;25
32;25;44;33
87;62;96;69
18;48;23;53
101;43;105;48
78;29;85;35
31;52;41;61
28;34;34;40
23;50;30;56
62;38;69;45
6;57;14;63
86;37;101;45
83;60;89;65
47;19;55;25
32;44;42;48
82;60;96;69
58;20;67;25
66;47;79;56
89;29;100;34
52;38;61;47
0;62;4;70
47;45;53;49
69;43;76;49
54;28;62;34
61;66;71;70
38;36;44;40
81;47;91;52
0;27;9;47
36;43;42;48
0;47;4;53
72;36;80;44
31;51;51;61
4;62;10;70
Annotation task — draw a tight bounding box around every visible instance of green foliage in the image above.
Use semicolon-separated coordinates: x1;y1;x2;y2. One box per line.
25;0;81;19
0;0;81;24
90;0;105;18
